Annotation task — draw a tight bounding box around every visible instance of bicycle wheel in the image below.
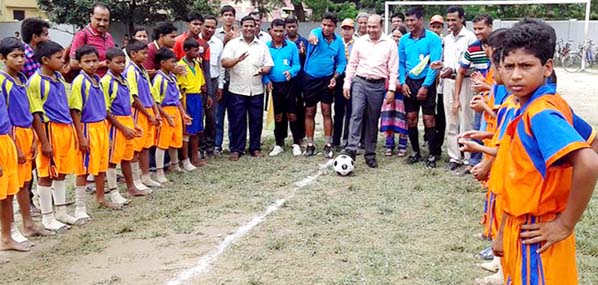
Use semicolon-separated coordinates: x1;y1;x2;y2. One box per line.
562;53;582;72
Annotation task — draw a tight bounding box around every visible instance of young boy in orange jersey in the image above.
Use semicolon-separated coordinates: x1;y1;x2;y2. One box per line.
177;38;208;170
153;48;192;183
125;40;162;190
468;20;598;285
0;37;53;248
102;48;147;202
27;41;78;232
69;45;121;217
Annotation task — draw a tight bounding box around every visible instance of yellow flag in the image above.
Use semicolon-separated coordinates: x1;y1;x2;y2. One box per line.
409;54;430;77
265;89;275;130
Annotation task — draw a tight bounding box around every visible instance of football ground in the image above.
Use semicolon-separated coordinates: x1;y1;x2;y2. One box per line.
0;68;597;285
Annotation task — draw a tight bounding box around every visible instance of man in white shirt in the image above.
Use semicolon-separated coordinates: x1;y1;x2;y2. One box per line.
200;15;225;157
438;6;476;171
221;16;274;161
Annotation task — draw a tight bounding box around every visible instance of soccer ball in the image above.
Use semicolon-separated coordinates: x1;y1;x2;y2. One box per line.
333;155;354;176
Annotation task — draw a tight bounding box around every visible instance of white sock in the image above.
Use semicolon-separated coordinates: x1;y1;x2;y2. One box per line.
51;180;67;205
156;148;166;170
74;186;89;220
37;185;55;224
107;168;118;191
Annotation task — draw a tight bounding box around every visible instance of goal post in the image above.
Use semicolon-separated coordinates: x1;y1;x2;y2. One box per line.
384;0;592;70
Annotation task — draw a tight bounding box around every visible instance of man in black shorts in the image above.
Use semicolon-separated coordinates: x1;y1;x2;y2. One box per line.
399;7;443;168
264;19;302;156
303;12;347;158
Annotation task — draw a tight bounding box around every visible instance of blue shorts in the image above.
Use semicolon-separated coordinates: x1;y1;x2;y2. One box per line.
186;93;204;135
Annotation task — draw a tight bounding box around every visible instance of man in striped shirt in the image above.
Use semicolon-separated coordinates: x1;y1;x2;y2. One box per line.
453;14;493;174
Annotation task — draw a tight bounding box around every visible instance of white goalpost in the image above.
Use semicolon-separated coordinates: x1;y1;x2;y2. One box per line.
384;0;593;70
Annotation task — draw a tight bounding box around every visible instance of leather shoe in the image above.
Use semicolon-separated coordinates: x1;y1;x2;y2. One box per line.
229;152;240;161
251;150;264;157
365;158;378;168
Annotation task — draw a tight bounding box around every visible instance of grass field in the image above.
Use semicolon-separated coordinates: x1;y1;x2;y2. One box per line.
0;69;597;285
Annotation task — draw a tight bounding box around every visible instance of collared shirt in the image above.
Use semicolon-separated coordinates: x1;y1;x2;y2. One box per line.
221;37;274;96
70;24;115;77
257;30;272;43
153;71;181;106
497;84;595;217
399;29;442;87
200;34;225;89
22;43;40;78
264;39;301;84
125;62;157;108
344;34;398;91
173;32;210;63
215;26;239;44
101;70;133;116
142;41;162;72
286;34;308;68
460;40;491;75
0;71;33;128
304;27;347;79
26;70;72;124
442;27;476;72
177;58;206;94
69;71;108;123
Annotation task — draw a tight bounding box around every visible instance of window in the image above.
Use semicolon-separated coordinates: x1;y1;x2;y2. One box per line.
13;10;25;21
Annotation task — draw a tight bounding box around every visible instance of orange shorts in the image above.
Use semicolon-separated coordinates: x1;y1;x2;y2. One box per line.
13;127;36;188
156;106;183;150
76;121;109;176
133;107;156;152
109;116;136;164
481;189;502;240
0;134;19;199
37;122;77;178
502;213;577;285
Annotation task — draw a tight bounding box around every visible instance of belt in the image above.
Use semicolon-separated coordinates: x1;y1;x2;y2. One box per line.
356;75;385;83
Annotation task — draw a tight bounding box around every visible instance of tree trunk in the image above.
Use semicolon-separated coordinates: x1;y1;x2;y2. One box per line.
293;2;306;21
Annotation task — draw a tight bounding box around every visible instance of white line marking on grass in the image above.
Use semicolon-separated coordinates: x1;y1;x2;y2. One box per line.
166;161;332;285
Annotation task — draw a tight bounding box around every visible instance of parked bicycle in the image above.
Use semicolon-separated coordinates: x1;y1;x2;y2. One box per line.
554;39;573;67
562;40;598;72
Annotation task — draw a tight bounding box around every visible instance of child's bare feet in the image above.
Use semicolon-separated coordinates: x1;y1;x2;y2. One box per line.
127;188;149;196
98;200;122;210
22;224;55;237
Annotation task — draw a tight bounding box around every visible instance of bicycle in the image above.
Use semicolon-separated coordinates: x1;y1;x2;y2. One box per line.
562;40;598;72
554;39;573;67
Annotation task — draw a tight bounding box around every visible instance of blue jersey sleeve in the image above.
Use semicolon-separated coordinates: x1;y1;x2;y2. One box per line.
423;34;442;87
530;109;588;167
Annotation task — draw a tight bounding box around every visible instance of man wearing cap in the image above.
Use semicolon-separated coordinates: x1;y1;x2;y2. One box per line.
439;6;476;173
342;14;398;168
429;14;447;159
332;18;356;150
355;12;369;38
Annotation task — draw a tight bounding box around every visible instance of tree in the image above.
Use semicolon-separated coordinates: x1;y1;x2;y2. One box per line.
37;0;196;34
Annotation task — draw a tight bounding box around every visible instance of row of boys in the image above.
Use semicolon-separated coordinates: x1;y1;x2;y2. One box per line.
0;35;206;251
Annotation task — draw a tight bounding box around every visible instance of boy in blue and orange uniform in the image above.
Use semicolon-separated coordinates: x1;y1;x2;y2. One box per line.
177;38;207;171
492;20;598;285
27;40;78;232
69;45;121;218
125;40;162;190
153;48;192;183
102;48;147;202
0;37;53;248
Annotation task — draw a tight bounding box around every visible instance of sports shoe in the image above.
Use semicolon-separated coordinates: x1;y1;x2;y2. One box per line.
269;145;284;157
142;175;162;188
407;153;422;164
449;161;461;171
182;159;197;172
425;155;437;168
365;158;378;168
304;144;316;157
385;148;393;156
292;144;302;156
397;148;407;157
475;246;495;260
322;144;334;158
155;171;168;184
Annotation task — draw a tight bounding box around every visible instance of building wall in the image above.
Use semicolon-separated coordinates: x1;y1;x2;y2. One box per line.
0;0;47;22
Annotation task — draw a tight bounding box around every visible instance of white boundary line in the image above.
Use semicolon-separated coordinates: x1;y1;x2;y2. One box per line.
166;161;332;285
